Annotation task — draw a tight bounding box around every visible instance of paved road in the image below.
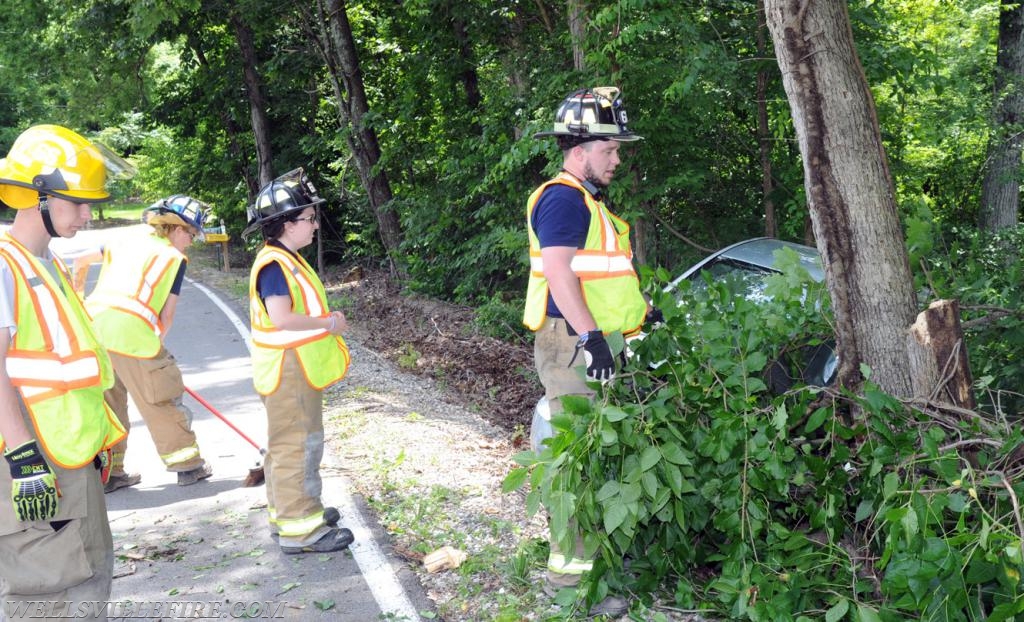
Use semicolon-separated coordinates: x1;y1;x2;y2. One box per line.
57;226;430;621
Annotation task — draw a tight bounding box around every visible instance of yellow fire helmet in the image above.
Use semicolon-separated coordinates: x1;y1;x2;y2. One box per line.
0;124;134;209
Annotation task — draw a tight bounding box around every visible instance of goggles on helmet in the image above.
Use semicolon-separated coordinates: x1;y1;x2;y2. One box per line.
0;124;136;209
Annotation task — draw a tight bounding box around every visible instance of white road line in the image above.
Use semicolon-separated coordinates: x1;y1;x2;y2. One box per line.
186;277;421;622
187;278;252;355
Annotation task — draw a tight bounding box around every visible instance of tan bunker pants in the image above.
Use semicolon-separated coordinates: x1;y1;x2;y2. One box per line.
262;350;330;547
533;317;599;588
105;348;204;474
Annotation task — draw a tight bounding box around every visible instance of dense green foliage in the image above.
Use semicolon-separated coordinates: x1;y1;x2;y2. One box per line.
506;251;1024;620
4;1;1023;617
0;0;1015;307
914;222;1024;415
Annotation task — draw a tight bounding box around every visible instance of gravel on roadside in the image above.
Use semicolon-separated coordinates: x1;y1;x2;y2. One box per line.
187;247;705;622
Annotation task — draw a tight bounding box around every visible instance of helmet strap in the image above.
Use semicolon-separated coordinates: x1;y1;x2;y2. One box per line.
581;178;604;201
560;168;604;201
38;194;59;238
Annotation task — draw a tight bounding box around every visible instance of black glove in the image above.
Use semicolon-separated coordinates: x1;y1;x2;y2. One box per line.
572;330;615;382
5;440;59;522
646;306;664;326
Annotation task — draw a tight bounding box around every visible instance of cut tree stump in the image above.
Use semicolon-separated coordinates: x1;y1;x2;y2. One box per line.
907;299;976;410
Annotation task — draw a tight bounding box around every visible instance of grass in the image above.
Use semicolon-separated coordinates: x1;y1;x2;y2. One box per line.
95;200;146;222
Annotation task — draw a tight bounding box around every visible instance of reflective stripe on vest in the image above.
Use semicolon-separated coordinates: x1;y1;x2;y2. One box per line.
547;552;593;575
86;235;184;358
250;248;329;350
276;510;325;538
251;325;328;349
248;245;350;395
0;234;125;467
522;174;648;334
1;241;102;399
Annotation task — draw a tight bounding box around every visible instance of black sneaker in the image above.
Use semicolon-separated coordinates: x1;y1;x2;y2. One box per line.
280;527;354;555
177;464;213;486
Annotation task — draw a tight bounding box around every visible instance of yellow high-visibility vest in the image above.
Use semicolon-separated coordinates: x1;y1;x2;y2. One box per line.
248;244;350;395
86;235;184;359
0;233;126;468
523;174;648;335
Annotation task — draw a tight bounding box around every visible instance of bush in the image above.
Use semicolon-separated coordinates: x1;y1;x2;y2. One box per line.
505;260;1024;620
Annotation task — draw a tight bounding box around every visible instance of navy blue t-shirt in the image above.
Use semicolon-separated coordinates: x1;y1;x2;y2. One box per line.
256;241;294;302
169;262;186;296
530;184;591;317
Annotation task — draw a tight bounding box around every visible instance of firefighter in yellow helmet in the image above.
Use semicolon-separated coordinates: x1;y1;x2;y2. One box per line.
244;168;353;554
84;195;214;491
0;124;128;617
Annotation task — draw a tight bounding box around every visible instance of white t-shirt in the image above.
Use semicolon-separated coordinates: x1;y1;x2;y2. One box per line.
0;245;61;339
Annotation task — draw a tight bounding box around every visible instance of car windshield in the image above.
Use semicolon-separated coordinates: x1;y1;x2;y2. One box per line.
684;260;776;303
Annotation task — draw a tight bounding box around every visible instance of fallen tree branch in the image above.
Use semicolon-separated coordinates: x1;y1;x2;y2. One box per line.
640;204;715;254
998;473;1024;561
959;305;1023;330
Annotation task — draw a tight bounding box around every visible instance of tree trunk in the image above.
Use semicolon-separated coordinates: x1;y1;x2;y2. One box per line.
451;16;481;112
319;0;403;274
757;0;777;238
568;0;587;72
979;0;1024;232
229;11;274;187
186;28;258;198
764;0;917;398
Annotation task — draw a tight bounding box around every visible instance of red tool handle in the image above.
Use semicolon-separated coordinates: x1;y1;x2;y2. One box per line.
184;386;266;455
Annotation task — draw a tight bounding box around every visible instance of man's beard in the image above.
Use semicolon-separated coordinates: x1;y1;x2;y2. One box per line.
582;162;608;188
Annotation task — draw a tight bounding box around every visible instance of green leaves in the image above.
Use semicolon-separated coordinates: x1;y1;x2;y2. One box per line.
504;234;1024;620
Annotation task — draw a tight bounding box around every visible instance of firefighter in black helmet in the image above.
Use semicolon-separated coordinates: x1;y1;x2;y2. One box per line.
245;169;353;554
524;87;655;618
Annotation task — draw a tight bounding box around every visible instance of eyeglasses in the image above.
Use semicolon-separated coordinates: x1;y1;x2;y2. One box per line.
294;214;319;224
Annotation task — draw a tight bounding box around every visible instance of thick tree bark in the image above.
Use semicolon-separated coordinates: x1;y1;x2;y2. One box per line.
757;0;777;238
317;0;403;274
980;0;1024;232
765;0;917;398
229;11;274;187
568;0;587;72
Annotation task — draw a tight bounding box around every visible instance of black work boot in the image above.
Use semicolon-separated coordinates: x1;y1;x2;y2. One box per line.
280;527;354;555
